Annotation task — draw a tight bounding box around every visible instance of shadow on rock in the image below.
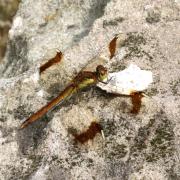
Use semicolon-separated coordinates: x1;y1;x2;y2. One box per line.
17;115;52;155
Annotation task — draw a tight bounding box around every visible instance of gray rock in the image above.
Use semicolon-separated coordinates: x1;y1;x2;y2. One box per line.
0;0;180;179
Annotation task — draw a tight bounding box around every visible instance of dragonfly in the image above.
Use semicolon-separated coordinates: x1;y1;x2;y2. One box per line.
20;65;108;129
20;33;127;129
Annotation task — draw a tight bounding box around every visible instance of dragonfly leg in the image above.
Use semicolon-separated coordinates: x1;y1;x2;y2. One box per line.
99;76;113;84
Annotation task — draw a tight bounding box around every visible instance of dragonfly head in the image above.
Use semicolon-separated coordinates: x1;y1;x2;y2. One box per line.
96;65;108;82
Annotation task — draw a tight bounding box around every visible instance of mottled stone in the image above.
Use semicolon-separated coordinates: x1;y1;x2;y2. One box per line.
0;0;180;179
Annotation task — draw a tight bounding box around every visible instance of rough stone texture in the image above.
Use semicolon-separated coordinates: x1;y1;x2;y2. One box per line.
0;0;180;179
0;0;20;62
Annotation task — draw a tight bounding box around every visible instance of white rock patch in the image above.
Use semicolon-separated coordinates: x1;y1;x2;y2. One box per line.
97;64;153;95
9;16;23;39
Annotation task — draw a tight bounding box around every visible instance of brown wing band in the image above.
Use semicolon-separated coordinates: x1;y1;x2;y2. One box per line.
109;36;118;59
73;122;102;143
40;51;63;74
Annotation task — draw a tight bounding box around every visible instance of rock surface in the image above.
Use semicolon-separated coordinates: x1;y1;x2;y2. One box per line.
0;0;180;179
0;0;19;62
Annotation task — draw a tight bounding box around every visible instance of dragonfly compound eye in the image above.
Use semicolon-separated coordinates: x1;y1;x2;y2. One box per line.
96;65;108;81
96;65;107;74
